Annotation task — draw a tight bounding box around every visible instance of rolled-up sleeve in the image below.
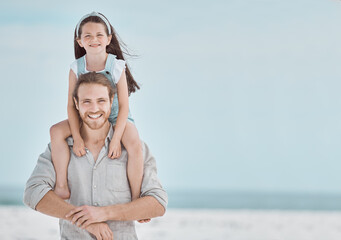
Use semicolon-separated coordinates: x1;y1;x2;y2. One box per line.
23;144;56;210
140;142;168;210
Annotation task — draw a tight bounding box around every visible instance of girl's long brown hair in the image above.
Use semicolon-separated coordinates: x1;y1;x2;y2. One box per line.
74;14;139;94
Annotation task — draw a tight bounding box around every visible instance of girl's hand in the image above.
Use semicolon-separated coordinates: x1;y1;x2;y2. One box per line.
66;205;106;229
108;139;121;159
73;138;86;157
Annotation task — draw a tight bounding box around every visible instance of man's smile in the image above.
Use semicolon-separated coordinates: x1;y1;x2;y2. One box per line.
88;113;103;119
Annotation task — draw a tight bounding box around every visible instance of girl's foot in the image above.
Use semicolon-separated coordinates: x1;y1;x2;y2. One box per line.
54;185;70;199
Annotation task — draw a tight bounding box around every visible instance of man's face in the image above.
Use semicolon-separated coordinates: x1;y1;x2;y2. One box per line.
74;83;113;130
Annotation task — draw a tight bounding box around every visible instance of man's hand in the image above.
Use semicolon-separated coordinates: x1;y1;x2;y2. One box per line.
85;222;113;240
108;139;121;159
138;219;151;223
73;137;86;157
66;205;106;228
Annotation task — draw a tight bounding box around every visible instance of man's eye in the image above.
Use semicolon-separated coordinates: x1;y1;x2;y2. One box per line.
85;35;90;38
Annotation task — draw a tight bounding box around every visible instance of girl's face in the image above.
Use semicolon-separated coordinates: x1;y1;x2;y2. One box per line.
77;22;112;55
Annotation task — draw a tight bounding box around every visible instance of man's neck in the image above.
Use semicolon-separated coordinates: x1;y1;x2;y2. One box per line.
80;121;111;145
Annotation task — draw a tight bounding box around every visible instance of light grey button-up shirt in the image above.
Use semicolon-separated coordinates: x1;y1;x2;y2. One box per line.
23;126;168;240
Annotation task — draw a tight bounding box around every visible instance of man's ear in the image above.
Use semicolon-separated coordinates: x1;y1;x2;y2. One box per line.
76;39;83;48
73;97;79;110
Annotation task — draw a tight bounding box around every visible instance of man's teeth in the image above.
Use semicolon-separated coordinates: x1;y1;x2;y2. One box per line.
88;114;102;119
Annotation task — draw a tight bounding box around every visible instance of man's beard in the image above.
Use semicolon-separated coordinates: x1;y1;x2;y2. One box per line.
80;110;109;130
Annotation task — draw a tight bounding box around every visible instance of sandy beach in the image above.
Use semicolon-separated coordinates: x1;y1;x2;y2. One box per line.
2;206;341;239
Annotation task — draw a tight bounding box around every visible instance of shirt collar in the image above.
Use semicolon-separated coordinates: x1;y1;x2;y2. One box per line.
66;123;114;148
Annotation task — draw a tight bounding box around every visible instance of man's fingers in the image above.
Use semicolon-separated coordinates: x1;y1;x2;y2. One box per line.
82;219;93;229
71;211;85;224
66;207;82;218
104;229;111;240
76;215;89;227
138;219;151;223
108;229;113;239
95;233;102;240
99;232;105;240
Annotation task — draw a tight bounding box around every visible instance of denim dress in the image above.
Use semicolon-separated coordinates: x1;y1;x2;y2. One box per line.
76;54;134;124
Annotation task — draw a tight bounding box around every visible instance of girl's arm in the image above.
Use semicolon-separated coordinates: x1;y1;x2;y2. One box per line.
67;70;86;156
112;70;130;143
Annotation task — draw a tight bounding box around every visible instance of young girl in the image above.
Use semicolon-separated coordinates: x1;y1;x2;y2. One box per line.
50;12;143;205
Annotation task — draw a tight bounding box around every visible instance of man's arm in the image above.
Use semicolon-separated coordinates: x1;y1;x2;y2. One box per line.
111;141;167;220
36;190;75;219
23;144;113;239
37;191;113;239
67;141;168;227
104;195;165;221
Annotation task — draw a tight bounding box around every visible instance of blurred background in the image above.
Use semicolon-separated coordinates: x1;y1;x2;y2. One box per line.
1;0;341;210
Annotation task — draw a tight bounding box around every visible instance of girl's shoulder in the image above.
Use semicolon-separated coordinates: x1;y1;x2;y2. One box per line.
70;59;78;76
70;55;86;76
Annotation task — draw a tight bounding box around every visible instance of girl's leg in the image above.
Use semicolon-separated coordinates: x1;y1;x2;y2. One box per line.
50;120;72;199
121;122;144;201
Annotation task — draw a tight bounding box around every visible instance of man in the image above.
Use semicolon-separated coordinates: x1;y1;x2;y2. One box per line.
23;72;168;240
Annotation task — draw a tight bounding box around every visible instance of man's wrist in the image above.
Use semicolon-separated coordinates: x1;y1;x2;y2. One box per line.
102;205;119;221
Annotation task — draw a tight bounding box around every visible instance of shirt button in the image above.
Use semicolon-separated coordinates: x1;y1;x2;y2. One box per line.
93;166;97;170
94;185;97;189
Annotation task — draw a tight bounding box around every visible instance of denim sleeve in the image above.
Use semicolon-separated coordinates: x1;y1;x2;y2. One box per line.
23;143;56;210
140;142;168;210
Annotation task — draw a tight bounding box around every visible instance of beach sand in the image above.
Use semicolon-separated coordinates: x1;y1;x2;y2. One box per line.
2;206;341;239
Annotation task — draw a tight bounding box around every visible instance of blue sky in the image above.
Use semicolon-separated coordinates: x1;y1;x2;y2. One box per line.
1;0;341;193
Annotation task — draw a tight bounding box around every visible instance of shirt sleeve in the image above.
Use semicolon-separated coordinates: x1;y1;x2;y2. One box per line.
70;60;78;77
23;144;56;210
112;58;126;84
140;142;168;210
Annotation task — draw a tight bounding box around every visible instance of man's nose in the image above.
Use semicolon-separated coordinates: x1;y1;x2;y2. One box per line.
89;102;99;112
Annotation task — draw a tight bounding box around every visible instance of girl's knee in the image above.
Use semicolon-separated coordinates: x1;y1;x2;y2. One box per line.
50;121;70;140
126;139;142;156
50;124;60;138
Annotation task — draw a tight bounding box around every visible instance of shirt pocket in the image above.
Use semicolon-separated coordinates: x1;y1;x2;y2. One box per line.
106;162;130;192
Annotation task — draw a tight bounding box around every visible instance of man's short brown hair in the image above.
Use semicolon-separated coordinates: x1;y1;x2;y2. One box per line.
73;72;116;103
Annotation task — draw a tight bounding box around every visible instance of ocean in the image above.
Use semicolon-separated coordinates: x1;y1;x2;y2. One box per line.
3;186;341;211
